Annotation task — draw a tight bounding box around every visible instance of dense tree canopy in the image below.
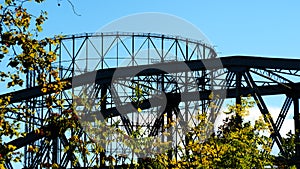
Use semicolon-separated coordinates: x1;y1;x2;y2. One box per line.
145;98;275;169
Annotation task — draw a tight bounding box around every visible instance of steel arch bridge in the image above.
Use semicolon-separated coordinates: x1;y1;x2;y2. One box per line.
2;32;300;168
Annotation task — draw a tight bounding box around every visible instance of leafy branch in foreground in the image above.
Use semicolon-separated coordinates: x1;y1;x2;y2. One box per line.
0;0;64;167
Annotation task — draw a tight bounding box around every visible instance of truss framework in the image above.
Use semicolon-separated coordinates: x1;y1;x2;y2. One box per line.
1;32;300;168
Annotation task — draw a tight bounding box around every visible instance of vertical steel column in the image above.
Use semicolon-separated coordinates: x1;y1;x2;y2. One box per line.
235;71;243;126
167;107;173;159
101;33;104;69
25;69;29;167
71;35;75;74
116;34;119;67
184;40;189;161
235;71;242;105
161;35;164;62
52;137;58;166
51;42;58;166
161;66;166;145
132;34;135;66
85;35;88;73
100;85;107;166
147;34;150;64
293;97;300;168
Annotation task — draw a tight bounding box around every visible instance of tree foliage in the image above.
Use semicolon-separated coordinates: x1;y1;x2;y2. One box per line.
147;98;275;169
0;0;63;167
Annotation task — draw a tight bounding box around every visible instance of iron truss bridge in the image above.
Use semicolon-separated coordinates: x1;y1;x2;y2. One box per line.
1;32;300;168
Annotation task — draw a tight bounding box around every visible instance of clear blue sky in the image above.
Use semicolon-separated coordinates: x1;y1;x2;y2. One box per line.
29;0;300;58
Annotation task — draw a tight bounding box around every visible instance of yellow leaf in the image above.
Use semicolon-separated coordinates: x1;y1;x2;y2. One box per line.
36;25;43;32
8;144;16;150
41;88;47;93
52;163;59;169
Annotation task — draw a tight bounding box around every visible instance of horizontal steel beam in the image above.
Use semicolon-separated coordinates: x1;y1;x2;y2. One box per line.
86;83;300;120
7;120;71;149
8;130;44;150
2;56;300;104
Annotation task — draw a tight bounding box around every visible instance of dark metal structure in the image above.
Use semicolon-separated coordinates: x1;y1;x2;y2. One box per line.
2;32;300;168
